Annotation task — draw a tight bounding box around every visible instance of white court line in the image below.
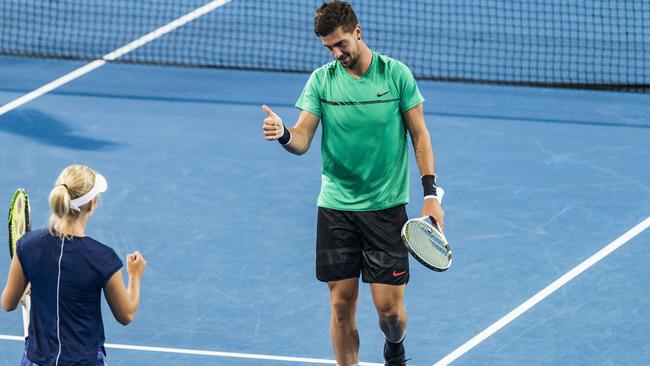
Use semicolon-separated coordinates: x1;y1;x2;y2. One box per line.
0;335;383;365
433;216;650;366
0;0;231;117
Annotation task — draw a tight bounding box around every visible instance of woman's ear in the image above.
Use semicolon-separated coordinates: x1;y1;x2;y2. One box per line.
87;198;98;216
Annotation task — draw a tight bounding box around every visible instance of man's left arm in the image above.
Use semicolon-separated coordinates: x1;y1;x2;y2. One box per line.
403;103;445;229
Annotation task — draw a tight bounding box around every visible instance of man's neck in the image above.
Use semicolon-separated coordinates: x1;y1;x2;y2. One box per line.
346;44;372;78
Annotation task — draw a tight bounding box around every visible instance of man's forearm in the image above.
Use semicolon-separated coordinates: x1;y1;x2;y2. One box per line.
281;127;311;155
413;133;435;176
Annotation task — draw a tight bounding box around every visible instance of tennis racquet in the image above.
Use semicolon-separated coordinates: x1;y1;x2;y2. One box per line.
401;188;452;272
8;188;31;337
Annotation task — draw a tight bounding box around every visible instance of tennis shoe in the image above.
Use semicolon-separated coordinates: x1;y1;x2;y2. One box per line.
383;339;408;366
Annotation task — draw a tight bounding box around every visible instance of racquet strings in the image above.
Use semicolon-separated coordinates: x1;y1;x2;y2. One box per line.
9;191;27;257
404;220;450;269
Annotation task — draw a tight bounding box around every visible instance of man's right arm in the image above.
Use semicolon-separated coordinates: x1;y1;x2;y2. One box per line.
262;106;320;155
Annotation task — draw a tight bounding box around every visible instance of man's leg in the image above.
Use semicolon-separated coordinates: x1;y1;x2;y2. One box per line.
328;278;360;366
371;283;407;365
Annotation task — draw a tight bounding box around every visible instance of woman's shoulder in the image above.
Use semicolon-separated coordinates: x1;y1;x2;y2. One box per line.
79;236;119;256
19;228;50;245
16;228;52;259
79;236;123;271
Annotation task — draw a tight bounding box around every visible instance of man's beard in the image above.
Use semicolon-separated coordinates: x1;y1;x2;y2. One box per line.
339;53;358;68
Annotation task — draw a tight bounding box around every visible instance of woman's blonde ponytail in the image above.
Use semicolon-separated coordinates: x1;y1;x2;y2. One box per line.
49;184;72;219
48;165;96;238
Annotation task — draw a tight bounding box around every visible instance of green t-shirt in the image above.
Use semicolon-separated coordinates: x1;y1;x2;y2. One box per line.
296;51;424;211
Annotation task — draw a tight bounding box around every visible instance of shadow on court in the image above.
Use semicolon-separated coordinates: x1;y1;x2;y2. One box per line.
0;109;121;151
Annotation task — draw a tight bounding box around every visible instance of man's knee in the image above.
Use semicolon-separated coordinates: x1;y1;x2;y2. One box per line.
376;303;404;325
331;297;356;324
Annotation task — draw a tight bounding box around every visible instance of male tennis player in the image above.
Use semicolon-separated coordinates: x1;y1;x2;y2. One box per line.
1;164;146;366
261;2;444;365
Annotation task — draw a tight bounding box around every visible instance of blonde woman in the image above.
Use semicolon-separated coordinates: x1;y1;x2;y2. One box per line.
1;164;147;366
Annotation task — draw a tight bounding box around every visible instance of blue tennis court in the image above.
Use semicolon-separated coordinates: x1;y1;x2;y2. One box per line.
1;1;649;365
1;55;648;365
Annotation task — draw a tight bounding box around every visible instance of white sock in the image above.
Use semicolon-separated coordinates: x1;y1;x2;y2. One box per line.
386;330;406;344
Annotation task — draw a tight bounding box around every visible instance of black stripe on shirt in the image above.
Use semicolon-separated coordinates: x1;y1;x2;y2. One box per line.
320;98;400;106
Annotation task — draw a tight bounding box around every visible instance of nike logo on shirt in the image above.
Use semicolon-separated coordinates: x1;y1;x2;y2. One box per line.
377;91;390;97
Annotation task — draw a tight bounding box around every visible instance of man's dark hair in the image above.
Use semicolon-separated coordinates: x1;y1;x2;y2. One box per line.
314;1;358;37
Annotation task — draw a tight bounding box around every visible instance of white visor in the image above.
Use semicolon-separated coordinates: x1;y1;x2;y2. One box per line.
70;173;108;212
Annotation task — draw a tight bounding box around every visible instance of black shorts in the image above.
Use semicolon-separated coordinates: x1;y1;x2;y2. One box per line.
316;204;409;285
